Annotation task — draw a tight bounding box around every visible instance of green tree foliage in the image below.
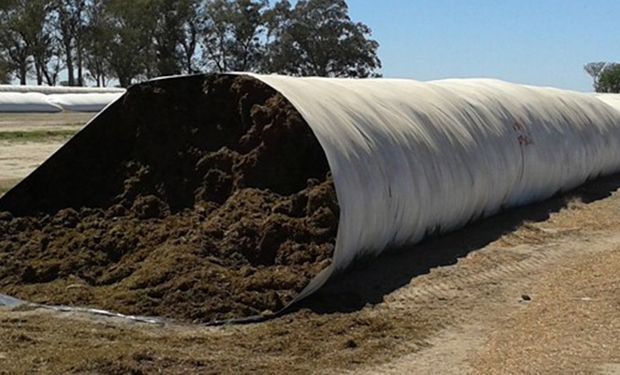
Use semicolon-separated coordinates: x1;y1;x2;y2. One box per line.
201;0;269;72
151;0;201;76
82;0;111;86
53;0;87;86
0;0;34;85
0;56;10;83
585;62;620;93
0;0;382;86
103;0;157;87
178;0;202;73
0;0;61;85
264;0;381;77
22;0;59;85
595;64;620;93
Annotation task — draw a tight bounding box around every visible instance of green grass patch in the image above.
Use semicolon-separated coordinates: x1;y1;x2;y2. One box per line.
0;129;78;142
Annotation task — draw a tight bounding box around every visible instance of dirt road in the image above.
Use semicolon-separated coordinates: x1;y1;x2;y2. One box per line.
0;113;619;374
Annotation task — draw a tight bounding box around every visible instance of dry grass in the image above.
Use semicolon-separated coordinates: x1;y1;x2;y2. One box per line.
0;129;77;142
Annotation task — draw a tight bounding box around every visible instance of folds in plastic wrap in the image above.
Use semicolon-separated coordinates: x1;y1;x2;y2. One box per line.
248;75;620;299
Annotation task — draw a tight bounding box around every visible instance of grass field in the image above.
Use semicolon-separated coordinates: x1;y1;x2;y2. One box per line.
0;129;78;142
0;112;93;127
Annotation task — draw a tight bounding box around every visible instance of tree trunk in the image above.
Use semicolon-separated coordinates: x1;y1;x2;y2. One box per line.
42;64;54;86
36;64;43;85
118;74;129;88
65;43;75;86
19;65;27;85
76;39;83;86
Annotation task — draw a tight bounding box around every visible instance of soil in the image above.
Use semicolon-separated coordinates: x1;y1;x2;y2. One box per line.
0;75;338;323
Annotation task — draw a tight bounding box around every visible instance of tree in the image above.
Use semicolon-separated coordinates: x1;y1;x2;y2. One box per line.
264;0;381;77
0;26;30;85
0;0;383;86
20;0;58;85
152;0;201;76
103;0;157;87
0;0;60;86
595;64;620;93
0;55;10;83
201;0;269;72
585;62;606;81
584;62;607;90
0;0;32;85
43;53;63;86
178;0;202;73
54;0;87;86
83;0;111;86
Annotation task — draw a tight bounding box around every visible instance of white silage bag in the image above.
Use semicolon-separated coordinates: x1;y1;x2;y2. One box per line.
0;84;125;94
0;92;62;113
595;93;620;112
46;93;124;112
245;75;620;299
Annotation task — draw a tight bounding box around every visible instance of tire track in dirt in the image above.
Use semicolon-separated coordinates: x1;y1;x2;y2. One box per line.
347;185;620;374
351;233;620;374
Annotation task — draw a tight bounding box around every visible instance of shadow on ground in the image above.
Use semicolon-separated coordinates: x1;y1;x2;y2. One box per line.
296;172;620;314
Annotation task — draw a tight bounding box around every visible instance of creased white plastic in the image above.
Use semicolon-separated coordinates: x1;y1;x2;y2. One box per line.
0;92;63;112
595;93;620;113
249;75;620;297
0;85;125;94
0;90;123;112
46;93;124;112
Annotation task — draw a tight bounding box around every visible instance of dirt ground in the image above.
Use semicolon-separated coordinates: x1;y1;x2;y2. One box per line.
1;113;619;374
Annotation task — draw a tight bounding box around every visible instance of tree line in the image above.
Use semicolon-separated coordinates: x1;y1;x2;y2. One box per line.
584;62;620;93
0;0;381;87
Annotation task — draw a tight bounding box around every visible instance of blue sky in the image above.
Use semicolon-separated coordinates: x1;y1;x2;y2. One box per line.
347;0;620;91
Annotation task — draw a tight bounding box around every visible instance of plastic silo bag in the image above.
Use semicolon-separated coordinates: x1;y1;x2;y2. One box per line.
248;75;620;299
0;84;125;94
46;93;124;112
0;92;62;113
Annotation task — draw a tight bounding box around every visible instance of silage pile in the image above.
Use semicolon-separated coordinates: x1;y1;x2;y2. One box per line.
0;75;339;322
